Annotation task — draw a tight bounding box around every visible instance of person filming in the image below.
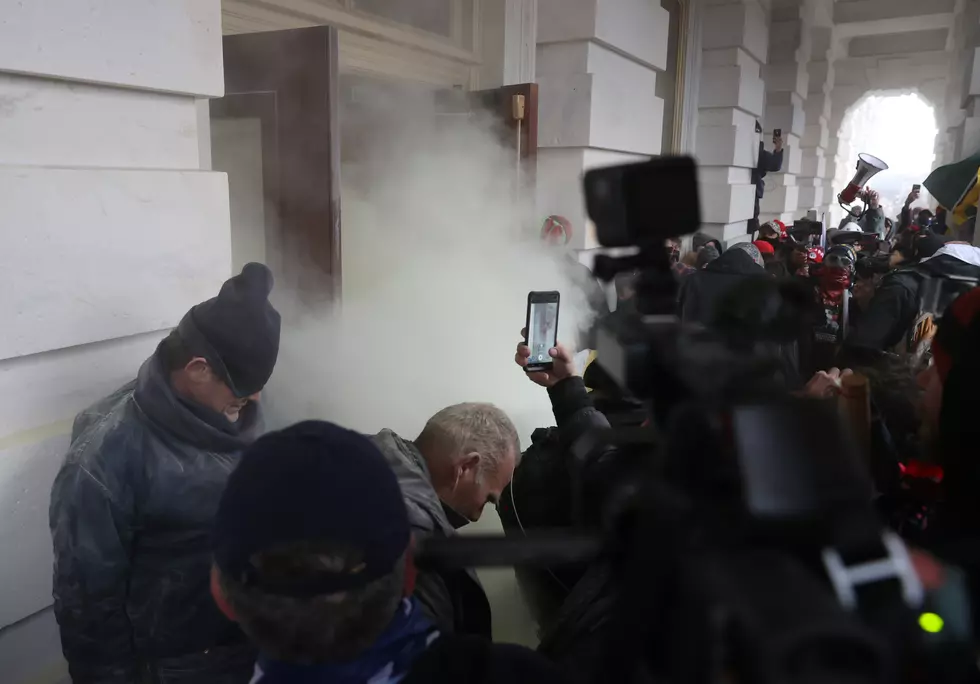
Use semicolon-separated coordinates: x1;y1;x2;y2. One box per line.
751;123;784;230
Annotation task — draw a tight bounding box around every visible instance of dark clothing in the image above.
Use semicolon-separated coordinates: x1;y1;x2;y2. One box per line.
752;144;784;206
497;377;618;660
252;639;565;684
846;253;980;352
371;430;492;638
860;206;886;238
403;636;567;684
214;422;411;599
178;262;281;397
678;249;768;326
250;598;565;684
897;203;914;236
680;250;801;384
50;351;261;684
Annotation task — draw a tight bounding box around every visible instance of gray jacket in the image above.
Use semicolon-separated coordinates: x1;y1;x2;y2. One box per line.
49;352;259;684
372;429;492;638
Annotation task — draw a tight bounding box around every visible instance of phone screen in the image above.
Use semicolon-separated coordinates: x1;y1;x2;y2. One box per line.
774;128;782;138
526;293;560;369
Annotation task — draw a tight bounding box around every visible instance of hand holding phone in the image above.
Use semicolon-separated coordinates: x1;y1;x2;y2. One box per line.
523;291;560;371
516;292;578;388
908;184;921;206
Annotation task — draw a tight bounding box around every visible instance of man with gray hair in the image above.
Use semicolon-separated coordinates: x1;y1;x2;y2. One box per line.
372;402;520;638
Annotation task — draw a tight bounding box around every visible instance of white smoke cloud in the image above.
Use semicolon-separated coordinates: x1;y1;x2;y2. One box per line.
265;83;596;449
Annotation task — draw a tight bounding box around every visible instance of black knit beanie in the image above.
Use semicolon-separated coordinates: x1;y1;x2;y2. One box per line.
176;263;281;397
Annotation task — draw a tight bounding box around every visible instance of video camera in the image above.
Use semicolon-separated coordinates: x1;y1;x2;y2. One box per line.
418;157;974;683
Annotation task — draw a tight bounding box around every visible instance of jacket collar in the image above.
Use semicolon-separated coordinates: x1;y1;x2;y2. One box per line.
373;430;459;536
133;352;261;453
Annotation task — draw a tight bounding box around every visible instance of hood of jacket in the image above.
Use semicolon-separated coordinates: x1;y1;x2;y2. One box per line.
920;243;980;270
704;248;767;276
372;429;455;536
133;352;261;453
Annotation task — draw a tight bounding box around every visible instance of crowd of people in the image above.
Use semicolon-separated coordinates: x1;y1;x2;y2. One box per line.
46;177;980;682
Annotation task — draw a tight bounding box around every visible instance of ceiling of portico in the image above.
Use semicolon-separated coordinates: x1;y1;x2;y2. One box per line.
833;0;955;55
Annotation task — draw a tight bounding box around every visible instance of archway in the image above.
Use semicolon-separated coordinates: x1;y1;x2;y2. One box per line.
831;92;939;226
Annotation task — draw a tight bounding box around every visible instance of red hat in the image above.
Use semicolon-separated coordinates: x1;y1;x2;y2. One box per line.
541;215;572;245
752;240;775;255
773;220;788;238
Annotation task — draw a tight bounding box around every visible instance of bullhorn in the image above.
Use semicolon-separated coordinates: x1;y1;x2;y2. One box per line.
838;153;888;206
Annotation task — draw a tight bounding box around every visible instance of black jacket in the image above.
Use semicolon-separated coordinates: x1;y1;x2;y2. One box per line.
752;145;784;199
403;635;567;684
49;352;261;684
846;252;980;352
371;430;492;638
497;377;617;661
679;249;768;326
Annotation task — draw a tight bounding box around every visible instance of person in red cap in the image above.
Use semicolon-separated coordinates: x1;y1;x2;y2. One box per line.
751;238;790;278
752;239;775;257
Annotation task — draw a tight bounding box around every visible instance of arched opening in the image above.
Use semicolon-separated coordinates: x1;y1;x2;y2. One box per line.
831;92;939;226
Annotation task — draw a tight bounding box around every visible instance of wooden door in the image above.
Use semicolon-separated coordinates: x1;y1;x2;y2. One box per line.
435;83;538;206
211;26;341;305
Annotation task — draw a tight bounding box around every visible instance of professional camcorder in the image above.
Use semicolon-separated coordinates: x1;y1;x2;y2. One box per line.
419;157;974;683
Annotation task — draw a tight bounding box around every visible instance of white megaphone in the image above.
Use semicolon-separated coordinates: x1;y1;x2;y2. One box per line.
838;153;888;206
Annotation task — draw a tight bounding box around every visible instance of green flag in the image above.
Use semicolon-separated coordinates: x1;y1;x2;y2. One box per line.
923;151;980;209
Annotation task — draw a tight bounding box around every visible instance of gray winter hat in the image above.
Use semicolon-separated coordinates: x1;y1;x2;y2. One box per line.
728;242;765;268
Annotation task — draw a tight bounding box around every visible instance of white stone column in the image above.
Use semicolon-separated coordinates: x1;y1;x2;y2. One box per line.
0;0;229;675
535;0;669;250
796;26;834;218
758;1;809;224
825;79;867;225
944;0;980;161
695;0;769;244
479;0;538;88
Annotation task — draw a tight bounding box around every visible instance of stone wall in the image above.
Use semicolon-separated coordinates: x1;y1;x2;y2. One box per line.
695;0;770;244
0;2;230;681
535;0;670;250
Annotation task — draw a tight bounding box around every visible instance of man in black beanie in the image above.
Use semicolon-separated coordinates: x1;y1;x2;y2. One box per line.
50;263;281;684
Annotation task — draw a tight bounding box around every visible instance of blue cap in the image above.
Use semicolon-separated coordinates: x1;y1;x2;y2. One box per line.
213;421;410;597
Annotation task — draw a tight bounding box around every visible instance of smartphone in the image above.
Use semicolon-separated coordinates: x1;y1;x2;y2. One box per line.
913;183;921;192
774;128;782;139
524;291;560;372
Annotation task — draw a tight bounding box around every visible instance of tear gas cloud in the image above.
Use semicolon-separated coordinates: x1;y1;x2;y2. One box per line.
266;83;598;447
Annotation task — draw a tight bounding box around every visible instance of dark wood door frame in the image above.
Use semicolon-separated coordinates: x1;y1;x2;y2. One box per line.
214;26;341;302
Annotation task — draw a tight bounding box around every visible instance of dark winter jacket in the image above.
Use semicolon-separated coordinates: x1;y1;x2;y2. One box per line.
371;430;492;638
861;206;887;238
403;635;567;684
49;351;261;684
679;248;769;326
846;246;980;352
252;634;566;684
497;377;616;652
752;144;784;199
